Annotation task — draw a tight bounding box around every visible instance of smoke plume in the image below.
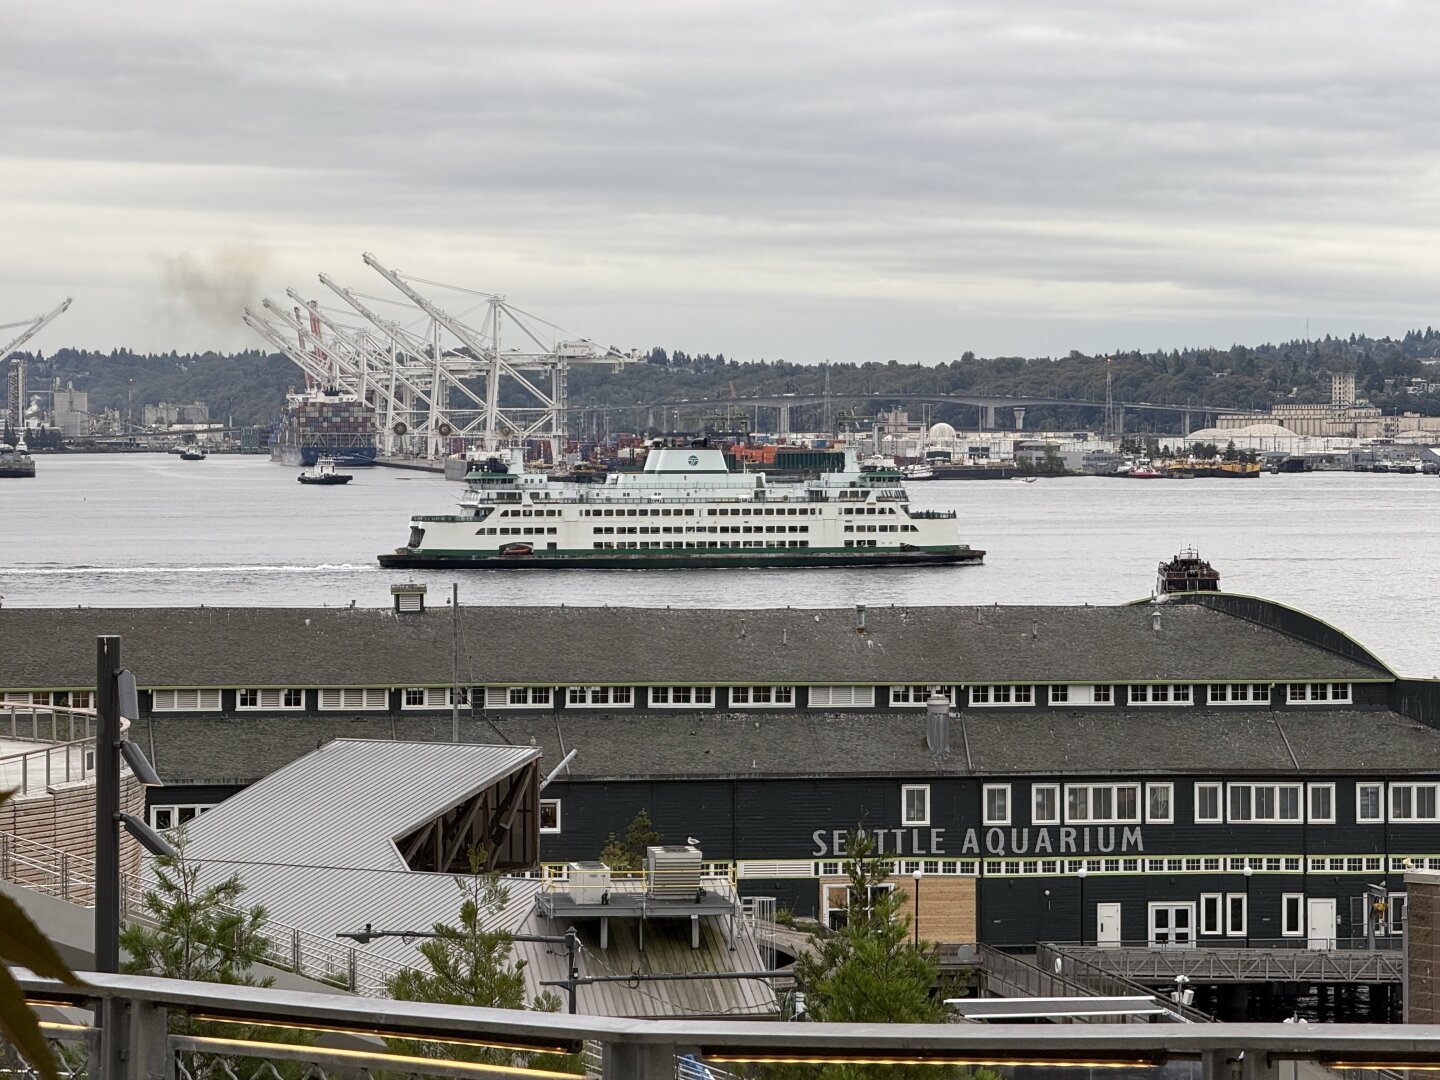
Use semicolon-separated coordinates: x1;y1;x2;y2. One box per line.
151;245;272;336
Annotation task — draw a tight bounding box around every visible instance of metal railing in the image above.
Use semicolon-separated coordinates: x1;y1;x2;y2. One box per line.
0;705;100;795
0;831;408;995
1033;944;1217;1023
1042;940;1404;984
18;970;1440;1080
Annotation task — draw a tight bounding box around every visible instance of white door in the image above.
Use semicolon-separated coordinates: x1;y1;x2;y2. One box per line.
1097;902;1122;947
1307;897;1337;950
1149;902;1196;946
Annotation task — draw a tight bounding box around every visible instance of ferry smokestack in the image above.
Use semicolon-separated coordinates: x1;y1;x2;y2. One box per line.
926;692;950;753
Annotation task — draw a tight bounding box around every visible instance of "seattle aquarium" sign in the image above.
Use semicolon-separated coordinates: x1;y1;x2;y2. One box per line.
811;825;1146;858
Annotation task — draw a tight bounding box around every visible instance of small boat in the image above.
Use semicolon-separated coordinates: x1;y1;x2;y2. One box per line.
179;448;207;461
0;438;36;479
297;456;353;485
499;542;534;558
1127;461;1163;479
1157;548;1220;594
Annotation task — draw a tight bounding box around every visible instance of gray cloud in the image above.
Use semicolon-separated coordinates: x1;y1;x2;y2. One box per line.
3;0;1439;361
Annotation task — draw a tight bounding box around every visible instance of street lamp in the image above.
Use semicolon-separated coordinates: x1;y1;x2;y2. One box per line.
1076;866;1088;946
1243;865;1254;949
912;868;923;947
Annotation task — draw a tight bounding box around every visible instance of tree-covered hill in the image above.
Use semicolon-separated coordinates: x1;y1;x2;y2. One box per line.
7;328;1440;434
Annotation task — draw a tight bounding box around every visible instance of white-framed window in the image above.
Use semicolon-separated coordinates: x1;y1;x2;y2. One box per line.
483;686;553;709
402;687;468;710
566;686;635;708
889;684;949;707
649;686;715;708
63;690;94;709
318;688;388;711
1128;684;1192;705
151;689;222;712
807;685;876;708
1206;683;1271;705
1226;893;1247;937
1146;783;1174;824
539;799;561;834
1307;783;1336;824
1194;783;1223;824
1391;783;1440;822
1357;782;1385;823
902;784;931;826
236;688;304;710
1032;784;1060;825
1064;783;1140;824
1047;684;1114;707
729;686;794;707
1227;782;1302;822
968;685;1034;707
1200;893;1223;935
983;783;1011;825
1281;893;1305;937
1;691;50;705
148;803;215;830
1286;682;1351;704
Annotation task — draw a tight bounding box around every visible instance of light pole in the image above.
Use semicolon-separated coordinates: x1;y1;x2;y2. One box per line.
1076;866;1088;946
1243;865;1254;949
912;868;923;947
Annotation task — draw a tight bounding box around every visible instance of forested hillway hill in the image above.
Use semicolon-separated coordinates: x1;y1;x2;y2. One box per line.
7;329;1440;433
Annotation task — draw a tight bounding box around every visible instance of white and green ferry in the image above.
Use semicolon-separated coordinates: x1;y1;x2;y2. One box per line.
377;441;984;570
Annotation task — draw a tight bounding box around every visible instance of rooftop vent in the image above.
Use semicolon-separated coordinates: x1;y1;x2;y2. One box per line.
390;582;427;614
854;604;866;633
647;844;703;898
1151;608;1162;632
568;861;611;905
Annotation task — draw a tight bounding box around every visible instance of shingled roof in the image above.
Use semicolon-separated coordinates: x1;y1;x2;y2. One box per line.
0;599;1391;689
134;706;1440;784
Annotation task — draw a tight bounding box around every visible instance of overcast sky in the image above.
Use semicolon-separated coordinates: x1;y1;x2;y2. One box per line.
3;0;1438;363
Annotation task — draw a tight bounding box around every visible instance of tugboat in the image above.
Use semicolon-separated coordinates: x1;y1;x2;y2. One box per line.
1157;548;1220;594
297;456;353;485
179;447;207;461
0;437;36;478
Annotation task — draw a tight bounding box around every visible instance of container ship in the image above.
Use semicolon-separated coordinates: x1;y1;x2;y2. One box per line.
378;439;984;570
269;389;377;467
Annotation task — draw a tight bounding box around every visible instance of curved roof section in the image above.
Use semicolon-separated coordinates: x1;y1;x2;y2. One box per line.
928;421;957;440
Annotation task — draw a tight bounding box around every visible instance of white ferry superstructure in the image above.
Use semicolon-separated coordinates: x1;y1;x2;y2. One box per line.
376;441;984;570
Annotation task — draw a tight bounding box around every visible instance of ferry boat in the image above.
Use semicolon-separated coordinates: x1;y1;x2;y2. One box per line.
377;441;984;570
1157;547;1220;594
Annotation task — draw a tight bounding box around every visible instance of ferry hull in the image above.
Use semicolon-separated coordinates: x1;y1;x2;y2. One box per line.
378;547;985;571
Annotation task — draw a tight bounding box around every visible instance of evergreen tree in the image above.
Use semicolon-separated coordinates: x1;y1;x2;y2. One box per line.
599;809;663;871
121;838;272;988
779;828;992;1080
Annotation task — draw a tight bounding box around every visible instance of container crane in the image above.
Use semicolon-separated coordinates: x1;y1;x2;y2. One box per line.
3;297;72;435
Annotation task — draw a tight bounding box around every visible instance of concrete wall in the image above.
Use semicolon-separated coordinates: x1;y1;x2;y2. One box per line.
1405;871;1440;1022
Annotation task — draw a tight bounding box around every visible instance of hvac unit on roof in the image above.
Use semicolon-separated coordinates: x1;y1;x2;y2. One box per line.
568;861;611;905
647;844;703;898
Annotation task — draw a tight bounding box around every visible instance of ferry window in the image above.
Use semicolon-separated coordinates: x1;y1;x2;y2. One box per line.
1357;782;1384;822
1200;893;1223;935
1194;783;1222;823
1281;893;1304;936
539;799;561;834
901;785;930;826
1032;784;1059;825
983;784;1010;825
1146;783;1174;824
1308;783;1335;824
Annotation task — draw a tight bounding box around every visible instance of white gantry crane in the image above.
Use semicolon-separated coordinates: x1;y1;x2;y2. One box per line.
244;256;637;462
3;297;73;435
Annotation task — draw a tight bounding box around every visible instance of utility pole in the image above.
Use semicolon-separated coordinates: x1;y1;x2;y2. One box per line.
95;636;122;975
